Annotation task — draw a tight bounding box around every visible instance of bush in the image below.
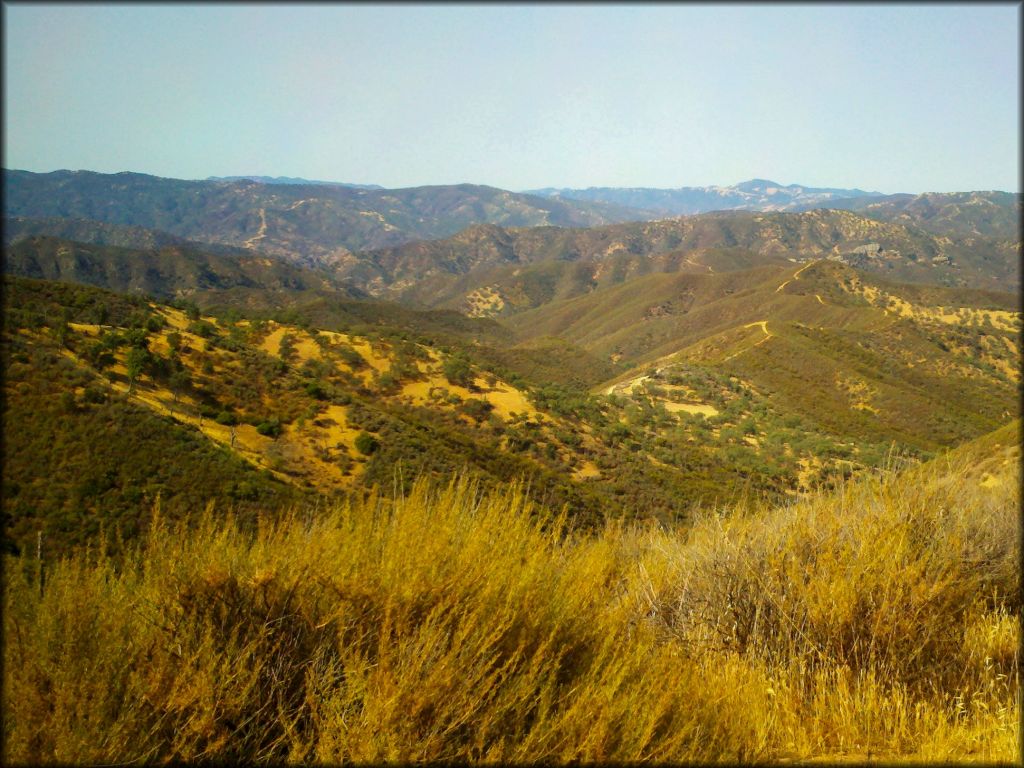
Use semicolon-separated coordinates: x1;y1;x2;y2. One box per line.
354;432;379;455
442;355;474;388
256;419;282;438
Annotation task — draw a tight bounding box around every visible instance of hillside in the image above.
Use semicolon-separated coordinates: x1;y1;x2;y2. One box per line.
5;270;1018;560
351;208;1019;314
509;260;1020;454
1;234;617;388
2;169;652;268
526;178;884;215
3;215;234;252
3;235;353;300
4;421;1018;762
798;190;1022;240
0;276;791;555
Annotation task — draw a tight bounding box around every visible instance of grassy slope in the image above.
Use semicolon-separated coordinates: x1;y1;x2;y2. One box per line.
5;270;1018;557
3;422;1017;763
507;260;1020;453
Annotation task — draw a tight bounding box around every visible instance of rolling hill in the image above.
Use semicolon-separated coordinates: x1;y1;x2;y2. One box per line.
3;275;802;554
4;263;1018;558
508;259;1019;453
796;190;1022;240
349;208;1019;314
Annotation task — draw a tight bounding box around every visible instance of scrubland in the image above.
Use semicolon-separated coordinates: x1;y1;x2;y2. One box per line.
3;426;1019;764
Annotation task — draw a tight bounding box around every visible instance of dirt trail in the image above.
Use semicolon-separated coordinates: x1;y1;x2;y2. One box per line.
775;260;816;292
722;320;773;362
243;207;268;249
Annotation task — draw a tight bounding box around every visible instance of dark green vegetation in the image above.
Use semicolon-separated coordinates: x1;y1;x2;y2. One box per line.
0;276;773;556
2;169;650;268
1;280;301;556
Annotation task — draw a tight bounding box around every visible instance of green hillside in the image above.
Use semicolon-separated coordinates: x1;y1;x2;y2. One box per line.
5;266;1018;561
509;260;1020;454
1;276;794;555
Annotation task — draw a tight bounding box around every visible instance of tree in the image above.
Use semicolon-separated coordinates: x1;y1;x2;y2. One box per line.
354;432;379;455
169;369;192;404
126;347;148;396
256;418;282;438
442;355;474;388
278;333;298;364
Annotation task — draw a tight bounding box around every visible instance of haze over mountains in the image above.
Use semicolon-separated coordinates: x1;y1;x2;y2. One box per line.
4;169;1020;301
2;170;651;268
206;175;384;190
525;179;885;215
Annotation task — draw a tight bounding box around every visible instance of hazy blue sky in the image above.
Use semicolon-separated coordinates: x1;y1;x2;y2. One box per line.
3;3;1019;192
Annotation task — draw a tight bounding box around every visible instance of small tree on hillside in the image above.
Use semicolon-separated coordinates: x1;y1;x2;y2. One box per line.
169;369;192;404
354;432;379;456
126;347;149;396
442;355;474;388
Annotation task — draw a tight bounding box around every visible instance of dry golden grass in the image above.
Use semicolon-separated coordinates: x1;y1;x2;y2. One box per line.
3;427;1019;764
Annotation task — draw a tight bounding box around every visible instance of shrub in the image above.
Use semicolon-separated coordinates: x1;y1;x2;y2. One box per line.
215;411;238;426
354;432;379;455
256;419;282;438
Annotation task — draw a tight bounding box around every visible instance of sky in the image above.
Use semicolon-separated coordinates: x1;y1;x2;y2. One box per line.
3;3;1020;193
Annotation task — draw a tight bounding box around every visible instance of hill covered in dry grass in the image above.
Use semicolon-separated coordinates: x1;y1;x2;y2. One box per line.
4;421;1018;763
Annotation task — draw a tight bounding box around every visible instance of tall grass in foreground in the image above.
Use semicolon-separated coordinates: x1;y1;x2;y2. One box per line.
3;440;1019;763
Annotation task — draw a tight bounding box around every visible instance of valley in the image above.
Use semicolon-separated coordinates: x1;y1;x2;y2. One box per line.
4;2;1020;761
1;170;1020;765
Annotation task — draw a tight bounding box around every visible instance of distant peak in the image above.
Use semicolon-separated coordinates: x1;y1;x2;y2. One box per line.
735;179;784;192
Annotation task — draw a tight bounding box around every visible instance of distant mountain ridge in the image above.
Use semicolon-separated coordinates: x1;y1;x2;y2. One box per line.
2;169;653;269
524;179;886;215
206;175;384;190
793;191;1022;240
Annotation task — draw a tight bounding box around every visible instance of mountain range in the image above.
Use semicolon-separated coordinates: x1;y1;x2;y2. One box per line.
6;170;1017;299
2;170;650;267
525;178;886;215
206;175;384;189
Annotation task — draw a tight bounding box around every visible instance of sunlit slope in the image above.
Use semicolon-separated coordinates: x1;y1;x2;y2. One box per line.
8;276;807;555
4;421;1017;763
512;260;1019;452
